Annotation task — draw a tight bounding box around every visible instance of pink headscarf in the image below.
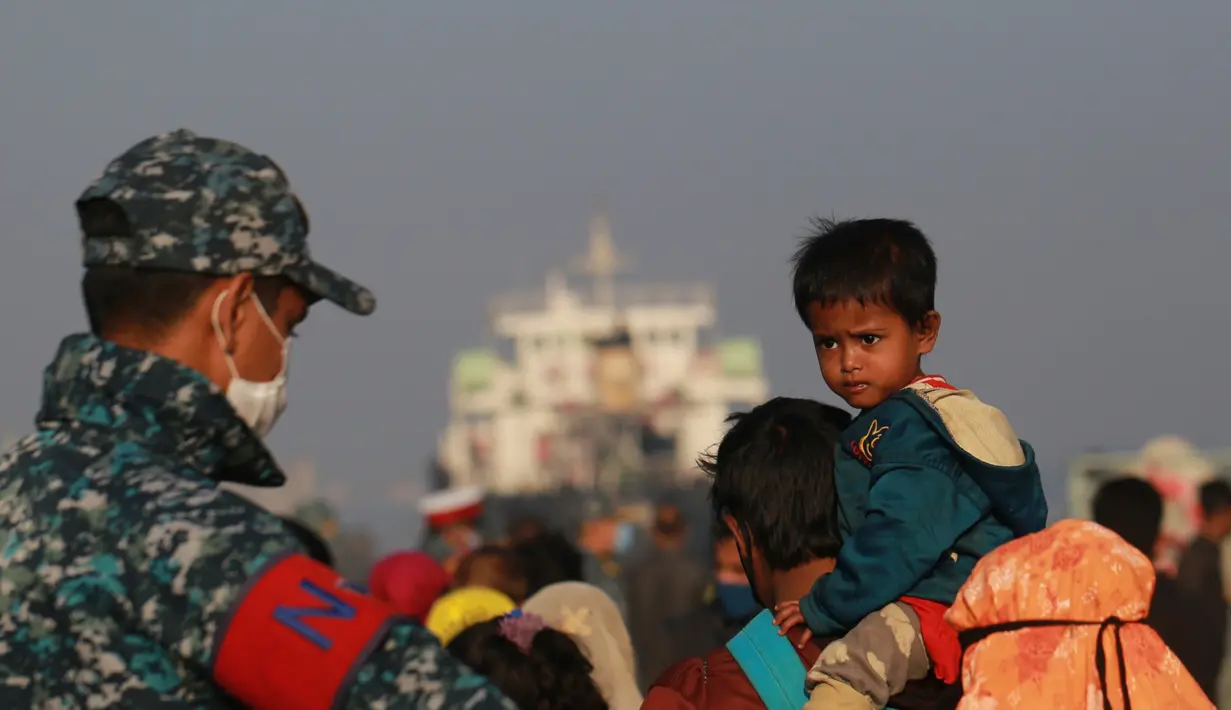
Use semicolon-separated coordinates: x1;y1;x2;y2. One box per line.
368;551;450;622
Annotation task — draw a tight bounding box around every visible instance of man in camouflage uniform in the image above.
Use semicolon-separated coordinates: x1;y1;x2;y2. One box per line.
0;129;517;709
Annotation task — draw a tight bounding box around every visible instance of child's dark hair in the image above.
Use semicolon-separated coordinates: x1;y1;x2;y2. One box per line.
699;397;845;571
1200;479;1231;517
447;616;609;710
791;217;937;327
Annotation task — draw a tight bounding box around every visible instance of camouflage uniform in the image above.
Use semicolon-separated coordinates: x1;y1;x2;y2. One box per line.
0;130;517;709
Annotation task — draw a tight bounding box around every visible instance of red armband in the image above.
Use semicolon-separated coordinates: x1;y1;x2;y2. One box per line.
212;553;401;710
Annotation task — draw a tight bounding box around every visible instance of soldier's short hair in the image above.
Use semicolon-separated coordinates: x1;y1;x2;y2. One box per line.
82;269;286;339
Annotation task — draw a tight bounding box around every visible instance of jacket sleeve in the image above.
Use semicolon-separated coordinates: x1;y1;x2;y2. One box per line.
799;413;985;636
116;469;514;709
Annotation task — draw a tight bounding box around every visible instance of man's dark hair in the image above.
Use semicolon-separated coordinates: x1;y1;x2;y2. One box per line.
1091;477;1163;556
791;217;937;328
281;517;335;568
513;531;584;597
1199;479;1231;517
699;397;844;570
78;199;286;338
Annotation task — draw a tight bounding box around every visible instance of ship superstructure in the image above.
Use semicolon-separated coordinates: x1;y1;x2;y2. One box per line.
437;210;768;494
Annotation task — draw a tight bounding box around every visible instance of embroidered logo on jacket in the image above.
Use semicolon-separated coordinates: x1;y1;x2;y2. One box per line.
851;419;888;466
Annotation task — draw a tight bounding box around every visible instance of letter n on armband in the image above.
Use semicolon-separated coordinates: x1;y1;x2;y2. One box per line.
212;552;401;710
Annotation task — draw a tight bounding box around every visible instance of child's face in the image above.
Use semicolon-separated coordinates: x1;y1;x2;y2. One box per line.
806;299;939;410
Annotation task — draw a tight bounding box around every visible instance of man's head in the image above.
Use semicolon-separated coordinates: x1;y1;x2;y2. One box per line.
454;545;529;604
1199;479;1231;542
513;531;585;598
700;397;844;608
652;501;688;550
1091;476;1163;558
82;259;305;404
76;129;374;435
578;516;616;558
791;218;940;410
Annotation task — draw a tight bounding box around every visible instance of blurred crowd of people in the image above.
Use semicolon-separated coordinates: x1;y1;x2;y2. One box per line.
396;483;742;690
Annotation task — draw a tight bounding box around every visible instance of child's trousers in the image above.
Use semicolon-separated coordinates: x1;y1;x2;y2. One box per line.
803;601;930;710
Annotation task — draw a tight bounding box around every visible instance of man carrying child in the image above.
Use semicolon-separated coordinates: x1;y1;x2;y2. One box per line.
643;397;956;710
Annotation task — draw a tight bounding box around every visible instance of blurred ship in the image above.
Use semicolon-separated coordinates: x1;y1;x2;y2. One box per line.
434;207;769;536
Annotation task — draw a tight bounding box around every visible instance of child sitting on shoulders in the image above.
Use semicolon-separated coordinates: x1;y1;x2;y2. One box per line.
773;218;1048;710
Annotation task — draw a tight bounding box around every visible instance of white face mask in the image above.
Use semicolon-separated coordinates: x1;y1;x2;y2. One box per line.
211;290;289;438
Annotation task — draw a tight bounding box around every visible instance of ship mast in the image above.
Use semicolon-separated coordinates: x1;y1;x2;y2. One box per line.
571;203;629;306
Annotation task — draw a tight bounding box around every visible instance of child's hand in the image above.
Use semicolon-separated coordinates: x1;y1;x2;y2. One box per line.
772;600;812;648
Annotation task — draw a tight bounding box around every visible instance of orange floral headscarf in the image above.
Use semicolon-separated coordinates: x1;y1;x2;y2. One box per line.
945;519;1212;710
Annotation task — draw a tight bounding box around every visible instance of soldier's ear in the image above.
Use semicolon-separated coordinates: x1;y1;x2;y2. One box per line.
209;274;256;354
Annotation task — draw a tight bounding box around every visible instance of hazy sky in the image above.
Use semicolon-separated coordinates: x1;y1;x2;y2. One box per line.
2;2;1228;550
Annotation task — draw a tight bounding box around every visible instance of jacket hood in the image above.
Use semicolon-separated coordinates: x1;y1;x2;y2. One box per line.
902;385;1048;536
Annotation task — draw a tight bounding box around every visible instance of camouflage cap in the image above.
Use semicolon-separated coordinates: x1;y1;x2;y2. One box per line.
77;128;375;315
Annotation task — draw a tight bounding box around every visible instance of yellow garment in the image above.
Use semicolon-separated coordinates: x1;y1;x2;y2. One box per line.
946;519;1213;709
424;586;516;647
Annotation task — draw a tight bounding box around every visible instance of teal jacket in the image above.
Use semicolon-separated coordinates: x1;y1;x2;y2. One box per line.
800;385;1048;636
